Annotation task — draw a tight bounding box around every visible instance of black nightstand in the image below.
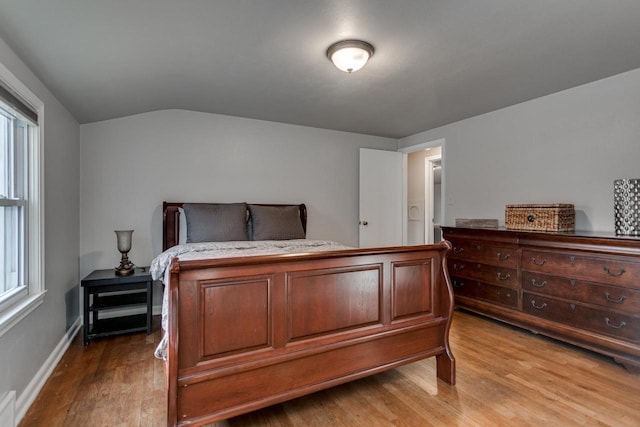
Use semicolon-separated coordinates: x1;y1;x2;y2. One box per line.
81;267;153;345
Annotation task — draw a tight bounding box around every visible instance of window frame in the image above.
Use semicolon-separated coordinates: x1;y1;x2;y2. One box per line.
0;60;45;338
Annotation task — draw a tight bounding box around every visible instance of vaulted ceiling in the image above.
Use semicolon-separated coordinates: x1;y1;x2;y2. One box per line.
1;1;640;138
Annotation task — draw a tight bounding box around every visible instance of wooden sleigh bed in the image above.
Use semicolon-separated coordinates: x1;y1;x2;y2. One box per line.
159;202;456;426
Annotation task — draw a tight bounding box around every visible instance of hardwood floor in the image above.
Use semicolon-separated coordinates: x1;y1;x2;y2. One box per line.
20;311;640;427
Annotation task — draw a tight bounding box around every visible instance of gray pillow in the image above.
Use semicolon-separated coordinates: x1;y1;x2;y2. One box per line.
183;203;248;242
249;205;305;240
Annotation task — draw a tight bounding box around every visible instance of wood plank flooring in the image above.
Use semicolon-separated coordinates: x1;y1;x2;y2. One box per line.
20;311;640;426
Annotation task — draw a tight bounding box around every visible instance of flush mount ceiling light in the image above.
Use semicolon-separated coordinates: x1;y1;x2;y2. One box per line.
326;40;375;73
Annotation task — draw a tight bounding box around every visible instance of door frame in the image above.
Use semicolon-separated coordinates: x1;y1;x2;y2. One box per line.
398;138;446;245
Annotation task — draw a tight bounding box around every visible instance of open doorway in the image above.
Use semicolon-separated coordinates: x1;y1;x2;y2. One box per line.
404;141;444;245
425;155;442;243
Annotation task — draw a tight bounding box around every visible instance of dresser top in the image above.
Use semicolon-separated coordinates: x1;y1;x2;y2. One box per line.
440;226;640;253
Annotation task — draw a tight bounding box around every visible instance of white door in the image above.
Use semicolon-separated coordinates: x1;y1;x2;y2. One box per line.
359;148;403;248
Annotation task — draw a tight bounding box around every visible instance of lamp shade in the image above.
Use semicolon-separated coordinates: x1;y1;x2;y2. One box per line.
327;40;374;73
115;230;134;253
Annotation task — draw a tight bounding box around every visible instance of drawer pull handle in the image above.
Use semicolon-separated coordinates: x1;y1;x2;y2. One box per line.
604;318;626;329
530;300;547;310
497;272;511;281
497;252;510;261
452;264;465;271
453;280;464;288
531;279;547;288
531;257;547;266
453;247;464;254
604;293;627;304
603;266;625;277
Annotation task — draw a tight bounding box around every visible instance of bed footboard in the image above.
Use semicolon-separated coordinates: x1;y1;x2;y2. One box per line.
166;243;455;426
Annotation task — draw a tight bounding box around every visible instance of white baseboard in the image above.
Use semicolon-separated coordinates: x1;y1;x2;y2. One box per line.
0;391;16;427
15;317;82;425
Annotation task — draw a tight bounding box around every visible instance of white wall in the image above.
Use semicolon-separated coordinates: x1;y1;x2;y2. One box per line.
0;36;80;420
79;110;396;277
399;68;640;232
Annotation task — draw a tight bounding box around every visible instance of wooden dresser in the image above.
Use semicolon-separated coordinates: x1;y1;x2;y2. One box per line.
441;226;640;372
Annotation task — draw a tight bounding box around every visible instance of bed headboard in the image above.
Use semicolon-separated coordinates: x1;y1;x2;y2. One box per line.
162;202;308;251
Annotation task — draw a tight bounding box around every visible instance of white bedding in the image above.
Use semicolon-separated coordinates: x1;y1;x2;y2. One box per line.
151;239;352;359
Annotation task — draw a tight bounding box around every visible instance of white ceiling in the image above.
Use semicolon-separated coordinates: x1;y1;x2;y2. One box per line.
1;1;640;138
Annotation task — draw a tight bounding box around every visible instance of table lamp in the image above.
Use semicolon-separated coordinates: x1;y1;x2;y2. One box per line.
115;230;135;276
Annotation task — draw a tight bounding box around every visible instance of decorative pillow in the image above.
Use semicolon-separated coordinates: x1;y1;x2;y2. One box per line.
249;204;305;240
182;203;249;242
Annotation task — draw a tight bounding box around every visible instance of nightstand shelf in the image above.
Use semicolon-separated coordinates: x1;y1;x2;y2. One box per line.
81;267;153;345
90;314;148;337
91;292;148;310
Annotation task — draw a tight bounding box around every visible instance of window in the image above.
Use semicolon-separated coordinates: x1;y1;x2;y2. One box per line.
0;63;44;337
1;108;28;306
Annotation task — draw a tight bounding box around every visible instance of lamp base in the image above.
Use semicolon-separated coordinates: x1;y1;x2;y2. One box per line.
115;266;135;276
115;258;135;276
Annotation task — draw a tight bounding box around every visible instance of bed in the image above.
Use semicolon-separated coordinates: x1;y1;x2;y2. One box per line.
154;202;456;426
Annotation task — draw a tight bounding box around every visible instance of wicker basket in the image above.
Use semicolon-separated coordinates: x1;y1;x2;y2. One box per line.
505;204;575;231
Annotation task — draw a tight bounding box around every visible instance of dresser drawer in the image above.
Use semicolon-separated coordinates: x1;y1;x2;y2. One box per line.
522;292;640;343
522;250;640;289
452;277;518;309
449;259;518;287
522;271;640;315
448;239;518;268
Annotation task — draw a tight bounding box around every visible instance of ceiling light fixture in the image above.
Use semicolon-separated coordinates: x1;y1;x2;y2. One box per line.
326;40;375;73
